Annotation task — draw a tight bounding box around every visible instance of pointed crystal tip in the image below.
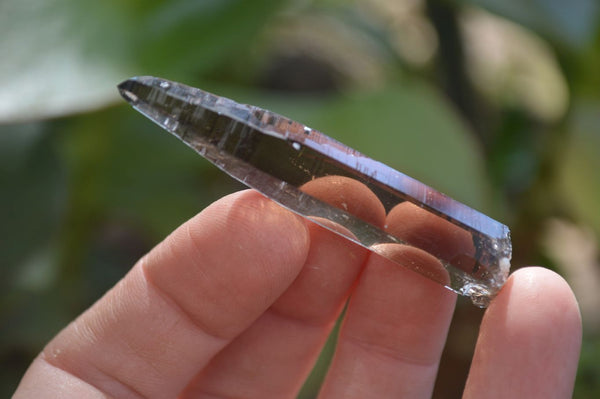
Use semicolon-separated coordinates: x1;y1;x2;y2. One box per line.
118;79;139;105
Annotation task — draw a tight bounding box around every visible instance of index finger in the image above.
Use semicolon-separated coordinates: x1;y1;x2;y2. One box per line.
16;190;311;398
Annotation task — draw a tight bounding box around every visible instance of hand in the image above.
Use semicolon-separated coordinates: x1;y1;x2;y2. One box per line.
14;188;581;398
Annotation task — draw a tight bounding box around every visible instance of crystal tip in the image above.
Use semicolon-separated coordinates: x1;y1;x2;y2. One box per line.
117;78;140;105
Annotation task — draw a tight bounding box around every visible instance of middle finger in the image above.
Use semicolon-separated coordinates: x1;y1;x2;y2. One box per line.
181;176;386;398
319;202;461;398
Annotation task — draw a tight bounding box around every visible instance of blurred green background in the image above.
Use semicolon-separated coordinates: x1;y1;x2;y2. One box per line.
1;0;599;397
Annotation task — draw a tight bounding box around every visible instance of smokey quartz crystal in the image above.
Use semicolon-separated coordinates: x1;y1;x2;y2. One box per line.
119;76;512;307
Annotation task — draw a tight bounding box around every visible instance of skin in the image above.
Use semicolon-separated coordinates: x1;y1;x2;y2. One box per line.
14;180;581;398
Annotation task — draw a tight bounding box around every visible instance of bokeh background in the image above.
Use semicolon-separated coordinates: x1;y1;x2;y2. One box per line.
1;0;599;397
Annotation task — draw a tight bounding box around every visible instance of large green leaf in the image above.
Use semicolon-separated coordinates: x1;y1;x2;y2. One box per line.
305;80;493;213
0;0;286;123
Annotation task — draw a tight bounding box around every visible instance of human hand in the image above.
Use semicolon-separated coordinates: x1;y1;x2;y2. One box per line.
14;185;581;398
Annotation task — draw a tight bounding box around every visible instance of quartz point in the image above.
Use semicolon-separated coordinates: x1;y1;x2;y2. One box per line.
118;76;512;307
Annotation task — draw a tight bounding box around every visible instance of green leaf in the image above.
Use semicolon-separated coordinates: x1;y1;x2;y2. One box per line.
305;80;494;213
0;124;67;285
57;105;234;238
0;0;286;123
137;0;286;76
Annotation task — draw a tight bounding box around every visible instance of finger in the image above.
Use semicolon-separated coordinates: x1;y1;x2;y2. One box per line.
321;203;464;398
15;190;311;398
386;201;475;275
182;224;366;398
463;267;582;399
319;203;458;399
318;246;456;398
182;176;387;398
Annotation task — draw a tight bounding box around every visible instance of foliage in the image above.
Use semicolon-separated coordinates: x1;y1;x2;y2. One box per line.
1;0;599;397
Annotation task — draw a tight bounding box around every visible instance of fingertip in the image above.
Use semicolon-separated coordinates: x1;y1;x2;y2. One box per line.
190;189;311;267
164;189;311;277
494;266;582;336
300;176;387;228
145;189;313;338
466;266;582;398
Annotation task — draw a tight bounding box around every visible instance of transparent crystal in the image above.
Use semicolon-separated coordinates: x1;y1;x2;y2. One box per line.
118;76;512;307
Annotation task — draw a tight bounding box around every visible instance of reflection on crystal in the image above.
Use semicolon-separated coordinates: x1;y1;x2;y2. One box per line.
118;76;512;307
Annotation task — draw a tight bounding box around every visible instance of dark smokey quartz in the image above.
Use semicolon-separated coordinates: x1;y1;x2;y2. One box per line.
118;76;512;307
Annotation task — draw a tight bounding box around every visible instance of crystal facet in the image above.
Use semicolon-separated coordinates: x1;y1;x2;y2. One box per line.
118;76;512;307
